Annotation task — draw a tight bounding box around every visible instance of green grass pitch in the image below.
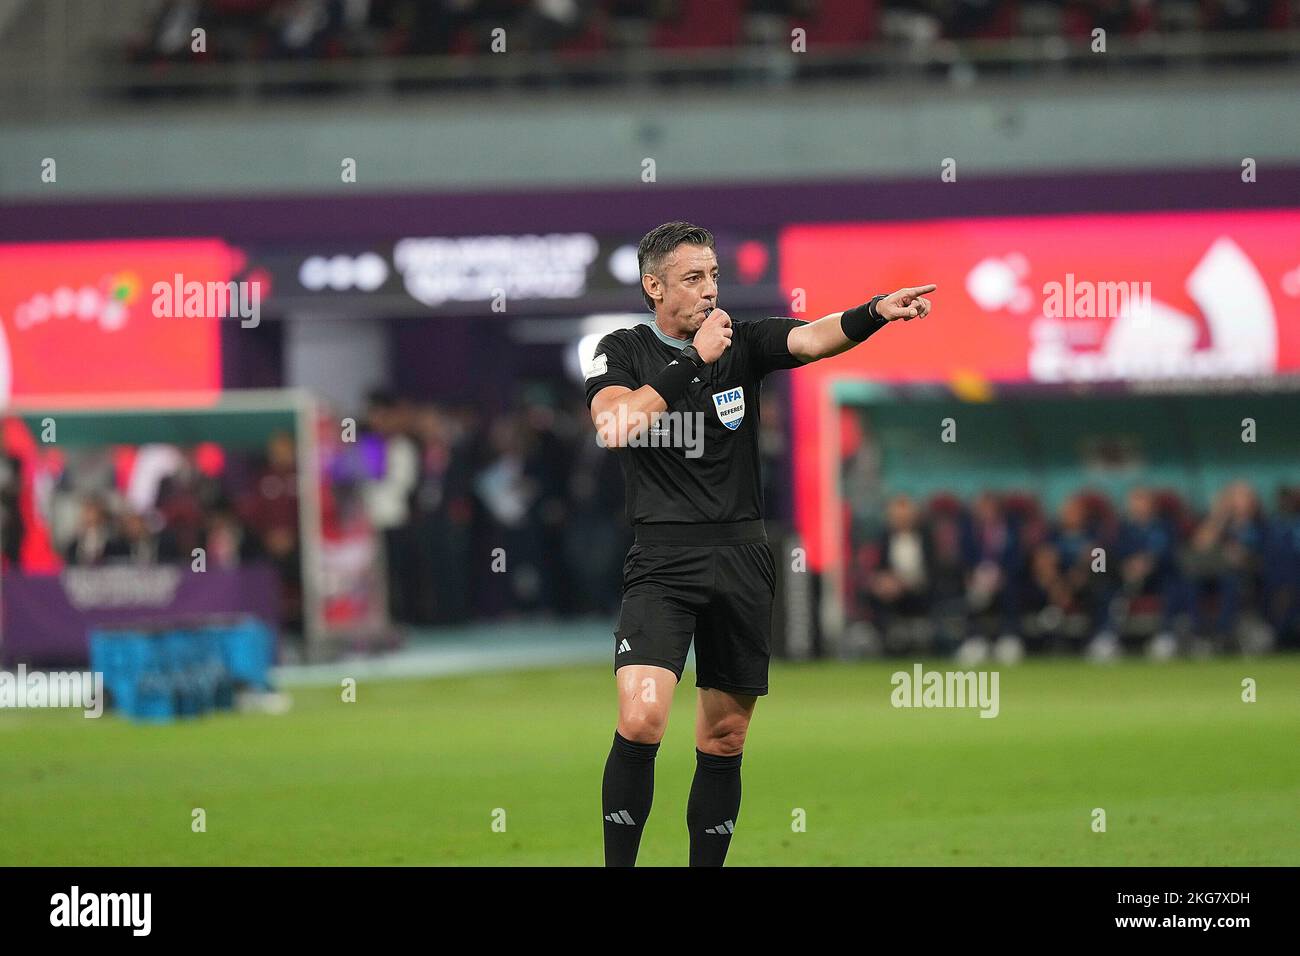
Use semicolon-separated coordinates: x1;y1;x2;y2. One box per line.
1;657;1296;866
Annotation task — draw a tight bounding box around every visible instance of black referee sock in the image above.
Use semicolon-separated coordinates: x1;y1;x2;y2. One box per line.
686;748;743;867
602;731;660;867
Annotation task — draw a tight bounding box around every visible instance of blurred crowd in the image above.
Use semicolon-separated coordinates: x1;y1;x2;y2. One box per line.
10;393;1298;654
128;0;1294;65
848;481;1300;657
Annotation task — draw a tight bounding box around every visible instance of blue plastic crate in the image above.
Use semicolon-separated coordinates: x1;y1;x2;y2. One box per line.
87;618;274;722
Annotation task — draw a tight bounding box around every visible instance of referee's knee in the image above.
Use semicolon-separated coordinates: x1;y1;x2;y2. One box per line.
618;710;668;744
696;721;748;757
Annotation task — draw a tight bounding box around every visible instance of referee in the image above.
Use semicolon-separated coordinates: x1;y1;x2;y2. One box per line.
585;221;935;866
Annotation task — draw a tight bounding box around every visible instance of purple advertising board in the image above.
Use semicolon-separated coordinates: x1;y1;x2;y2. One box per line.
1;564;280;667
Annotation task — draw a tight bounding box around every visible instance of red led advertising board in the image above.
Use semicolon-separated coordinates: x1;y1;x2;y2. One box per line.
0;239;236;404
780;209;1300;572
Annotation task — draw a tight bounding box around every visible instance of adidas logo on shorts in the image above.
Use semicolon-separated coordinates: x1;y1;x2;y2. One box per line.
703;819;735;835
617;639;631;654
604;810;637;825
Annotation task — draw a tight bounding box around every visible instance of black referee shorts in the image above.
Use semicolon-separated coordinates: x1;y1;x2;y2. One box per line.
612;519;777;696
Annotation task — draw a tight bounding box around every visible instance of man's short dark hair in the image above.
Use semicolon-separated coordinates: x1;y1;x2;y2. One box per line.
637;221;715;314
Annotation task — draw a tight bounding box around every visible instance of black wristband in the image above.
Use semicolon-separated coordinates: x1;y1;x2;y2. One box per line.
679;344;705;369
647;354;697;406
840;295;888;342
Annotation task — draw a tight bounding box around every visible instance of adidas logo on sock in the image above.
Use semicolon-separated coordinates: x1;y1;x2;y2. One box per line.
703;819;735;835
617;639;631;654
604;810;637;825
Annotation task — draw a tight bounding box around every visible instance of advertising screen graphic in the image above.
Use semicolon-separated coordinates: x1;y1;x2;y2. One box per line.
0;239;234;404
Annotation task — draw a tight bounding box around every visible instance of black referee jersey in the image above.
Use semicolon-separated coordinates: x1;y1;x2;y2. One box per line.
582;316;808;526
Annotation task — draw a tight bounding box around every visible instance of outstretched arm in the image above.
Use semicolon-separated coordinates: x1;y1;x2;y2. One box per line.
787;284;937;364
